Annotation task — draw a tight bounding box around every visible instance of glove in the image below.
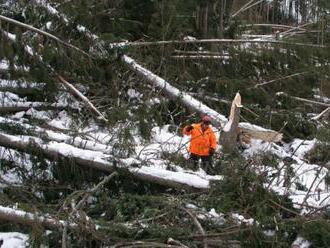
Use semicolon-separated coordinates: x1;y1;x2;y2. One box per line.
186;125;194;132
209;148;215;155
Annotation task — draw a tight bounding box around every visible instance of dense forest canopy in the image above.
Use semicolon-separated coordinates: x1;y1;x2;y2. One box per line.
0;0;330;247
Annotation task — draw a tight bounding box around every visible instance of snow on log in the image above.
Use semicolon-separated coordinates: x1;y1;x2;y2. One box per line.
122;55;282;143
0;205;77;231
0;117;111;153
0;132;211;190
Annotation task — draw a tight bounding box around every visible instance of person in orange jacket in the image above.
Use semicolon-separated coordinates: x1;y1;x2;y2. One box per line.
183;115;217;173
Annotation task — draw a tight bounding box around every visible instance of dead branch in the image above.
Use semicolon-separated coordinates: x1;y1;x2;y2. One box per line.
231;0;266;18
181;207;208;248
75;172;118;210
254;72;308;88
278;92;330;108
57;75;108;122
311;107;330;121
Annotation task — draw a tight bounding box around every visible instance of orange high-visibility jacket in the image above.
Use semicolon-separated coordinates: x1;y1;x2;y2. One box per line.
183;123;217;156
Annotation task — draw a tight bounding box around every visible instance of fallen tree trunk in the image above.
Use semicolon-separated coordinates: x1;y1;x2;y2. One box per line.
0;116;111;153
110;39;326;48
122;55;282;143
0;205;78;231
0;102;72;114
0;132;211;190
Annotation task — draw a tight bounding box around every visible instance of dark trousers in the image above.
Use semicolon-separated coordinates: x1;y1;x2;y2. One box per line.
189;153;213;173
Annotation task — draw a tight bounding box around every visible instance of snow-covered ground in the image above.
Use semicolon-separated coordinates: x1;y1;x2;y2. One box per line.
0;232;28;248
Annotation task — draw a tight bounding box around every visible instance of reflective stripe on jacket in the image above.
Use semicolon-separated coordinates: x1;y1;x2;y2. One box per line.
183;123;217;156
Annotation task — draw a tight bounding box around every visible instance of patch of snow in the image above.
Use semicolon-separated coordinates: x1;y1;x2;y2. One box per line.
291;236;311;248
0;232;28;248
231;213;255;226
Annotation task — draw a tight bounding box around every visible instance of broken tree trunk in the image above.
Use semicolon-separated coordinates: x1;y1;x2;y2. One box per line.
122;55;282;144
220;93;242;153
0;132;211;190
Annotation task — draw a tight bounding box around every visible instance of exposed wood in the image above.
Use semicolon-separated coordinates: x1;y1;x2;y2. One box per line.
220;93;242;153
122;55;282;143
0;132;212;190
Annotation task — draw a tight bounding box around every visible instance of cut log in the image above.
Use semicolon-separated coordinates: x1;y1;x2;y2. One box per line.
0;132;212;190
122;55;282;143
220;93;242;153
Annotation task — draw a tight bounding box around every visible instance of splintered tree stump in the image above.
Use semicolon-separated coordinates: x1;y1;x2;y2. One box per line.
220;93;242;153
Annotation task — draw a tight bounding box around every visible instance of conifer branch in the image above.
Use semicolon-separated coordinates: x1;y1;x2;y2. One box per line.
0;14;92;58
